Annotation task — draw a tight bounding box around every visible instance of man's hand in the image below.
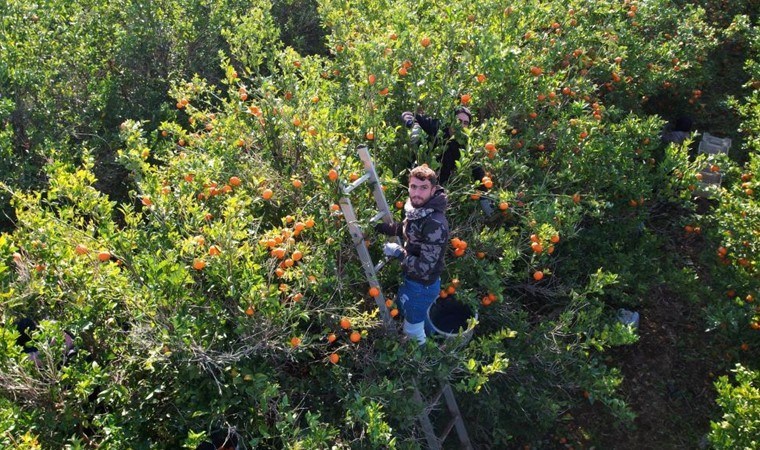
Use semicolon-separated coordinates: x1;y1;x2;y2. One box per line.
401;111;415;128
383;242;405;259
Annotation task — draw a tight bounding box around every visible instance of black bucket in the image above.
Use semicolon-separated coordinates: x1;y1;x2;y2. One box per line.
426;295;477;340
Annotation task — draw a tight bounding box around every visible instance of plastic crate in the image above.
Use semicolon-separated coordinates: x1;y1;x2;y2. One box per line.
698;132;731;155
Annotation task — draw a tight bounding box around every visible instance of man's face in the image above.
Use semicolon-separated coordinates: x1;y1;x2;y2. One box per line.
408;176;435;208
456;111;471;128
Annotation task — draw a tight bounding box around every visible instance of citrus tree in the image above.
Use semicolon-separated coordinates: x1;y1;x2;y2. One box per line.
2;0;758;448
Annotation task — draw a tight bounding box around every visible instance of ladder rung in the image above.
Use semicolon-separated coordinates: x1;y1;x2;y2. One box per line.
373;256;391;273
342;172;372;195
370;210;388;223
439;416;459;443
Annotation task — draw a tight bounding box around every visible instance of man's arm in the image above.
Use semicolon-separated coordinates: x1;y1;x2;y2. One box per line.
414;113;441;138
375;221;403;237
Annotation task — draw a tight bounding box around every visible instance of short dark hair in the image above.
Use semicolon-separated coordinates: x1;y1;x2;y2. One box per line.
410;164;437;186
455;106;472;123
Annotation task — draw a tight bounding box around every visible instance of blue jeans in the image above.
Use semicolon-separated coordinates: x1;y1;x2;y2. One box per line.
397;276;440;332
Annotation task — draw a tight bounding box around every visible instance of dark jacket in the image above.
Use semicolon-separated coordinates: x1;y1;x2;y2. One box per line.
414;113;461;185
377;187;449;285
413;113;485;187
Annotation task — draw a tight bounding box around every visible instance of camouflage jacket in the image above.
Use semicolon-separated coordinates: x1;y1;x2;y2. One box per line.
377;187;449;285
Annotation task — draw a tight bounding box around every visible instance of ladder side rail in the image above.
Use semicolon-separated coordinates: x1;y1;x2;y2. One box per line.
441;383;473;450
338;196;391;325
358;146;401;247
413;387;441;450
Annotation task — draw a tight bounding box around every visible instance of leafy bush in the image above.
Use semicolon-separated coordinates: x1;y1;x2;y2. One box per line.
709;364;760;450
2;0;759;448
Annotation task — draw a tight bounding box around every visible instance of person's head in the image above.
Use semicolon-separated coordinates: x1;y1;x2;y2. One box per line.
454;106;472;128
408;165;438;207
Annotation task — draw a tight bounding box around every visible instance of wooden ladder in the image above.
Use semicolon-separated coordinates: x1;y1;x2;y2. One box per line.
338;145;473;450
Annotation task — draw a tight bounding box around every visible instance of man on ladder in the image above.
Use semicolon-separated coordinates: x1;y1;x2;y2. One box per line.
375;164;449;345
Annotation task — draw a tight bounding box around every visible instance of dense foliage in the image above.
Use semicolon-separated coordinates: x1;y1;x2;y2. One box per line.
1;0;758;448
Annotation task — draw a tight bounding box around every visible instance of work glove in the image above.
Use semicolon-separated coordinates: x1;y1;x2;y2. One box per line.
401;111;415;128
383;242;405;259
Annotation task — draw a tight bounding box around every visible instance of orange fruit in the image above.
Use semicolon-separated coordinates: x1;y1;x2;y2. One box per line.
447;285;456;295
340;318;351;330
262;188;273;200
368;286;380;297
184;173;195;182
292;250;303;261
378;87;389;96
97;250;111;262
292;117;301;127
349;331;361;343
550;235;560;244
305;218;315;228
451;237;462;248
229;176;241;186
398;67;408;76
307;126;317;136
366;131;374;140
530;66;543;76
395;200;404;209
245;306;254;316
292;179;302;188
531;242;543;253
499;202;509;211
328;169;339;182
476;251;486;259
385;298;393;308
390;308;399;318
208;245;221;256
75;244;89;255
460;93;471;105
141;197;153;207
485;142;496;152
368;74;376;85
290;336;301;347
533;270;544;281
454;247;465;257
420;36;431;47
327;333;337;343
476;73;487;83
329;353;340;364
192;259;206;270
